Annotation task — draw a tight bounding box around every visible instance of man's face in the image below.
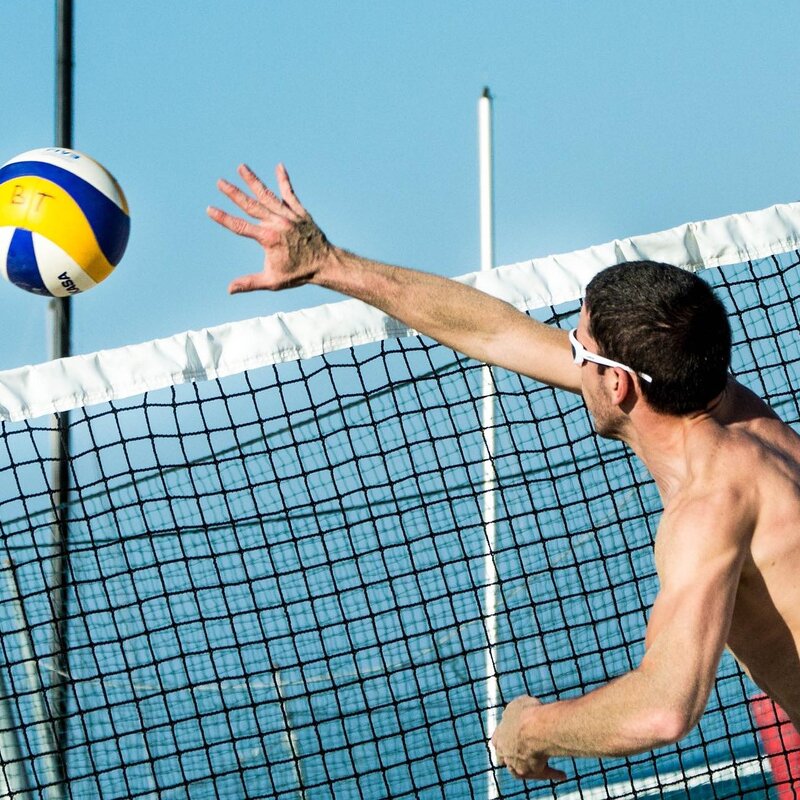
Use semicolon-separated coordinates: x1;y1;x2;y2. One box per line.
576;307;624;440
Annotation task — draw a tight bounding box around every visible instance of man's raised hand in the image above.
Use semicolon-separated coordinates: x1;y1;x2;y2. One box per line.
207;163;332;294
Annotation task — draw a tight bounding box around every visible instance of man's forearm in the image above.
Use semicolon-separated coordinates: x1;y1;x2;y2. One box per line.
312;247;526;355
515;671;687;761
311;247;578;390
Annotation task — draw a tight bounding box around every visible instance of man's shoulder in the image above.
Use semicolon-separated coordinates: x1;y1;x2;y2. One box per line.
715;382;800;480
654;483;754;581
663;478;751;527
657;466;756;554
717;377;783;426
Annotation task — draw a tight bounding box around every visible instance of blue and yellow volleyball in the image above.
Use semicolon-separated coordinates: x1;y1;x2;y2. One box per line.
0;147;129;297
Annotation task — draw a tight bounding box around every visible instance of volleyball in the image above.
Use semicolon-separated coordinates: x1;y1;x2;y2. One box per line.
0;147;130;297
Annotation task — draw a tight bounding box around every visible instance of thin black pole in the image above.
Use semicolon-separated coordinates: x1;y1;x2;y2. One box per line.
49;0;73;789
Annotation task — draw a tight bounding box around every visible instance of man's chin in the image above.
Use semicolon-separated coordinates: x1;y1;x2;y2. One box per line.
592;418;623;441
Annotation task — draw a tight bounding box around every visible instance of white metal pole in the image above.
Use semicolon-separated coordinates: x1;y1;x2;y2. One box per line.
479;86;501;800
479;88;495;278
3;560;65;799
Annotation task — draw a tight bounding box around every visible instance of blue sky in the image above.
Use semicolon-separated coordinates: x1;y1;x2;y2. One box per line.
2;1;800;372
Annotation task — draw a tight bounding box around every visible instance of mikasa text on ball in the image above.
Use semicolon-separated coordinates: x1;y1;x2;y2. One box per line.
0;147;130;297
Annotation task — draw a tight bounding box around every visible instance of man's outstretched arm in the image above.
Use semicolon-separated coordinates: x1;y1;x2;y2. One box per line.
207;163;582;394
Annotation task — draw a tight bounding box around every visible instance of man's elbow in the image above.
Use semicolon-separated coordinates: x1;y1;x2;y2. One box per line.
639;706;697;748
629;664;709;749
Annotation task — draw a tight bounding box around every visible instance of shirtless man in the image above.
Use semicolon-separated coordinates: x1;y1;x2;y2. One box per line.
207;163;800;783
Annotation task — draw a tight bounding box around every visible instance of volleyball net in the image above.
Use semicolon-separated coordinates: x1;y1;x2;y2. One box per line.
0;203;799;799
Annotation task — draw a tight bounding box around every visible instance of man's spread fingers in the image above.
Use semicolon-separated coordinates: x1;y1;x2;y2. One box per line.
207;206;261;240
216;179;266;219
276;163;306;217
238;164;288;215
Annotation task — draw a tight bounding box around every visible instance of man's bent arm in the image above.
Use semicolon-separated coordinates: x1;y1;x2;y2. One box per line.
492;493;749;779
208;163;582;394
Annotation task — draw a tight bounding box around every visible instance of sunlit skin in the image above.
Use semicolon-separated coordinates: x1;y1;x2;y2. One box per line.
208;164;800;783
574;311;624;439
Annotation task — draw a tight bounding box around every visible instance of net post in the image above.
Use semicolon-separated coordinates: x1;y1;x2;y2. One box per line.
46;0;74;792
479;86;501;799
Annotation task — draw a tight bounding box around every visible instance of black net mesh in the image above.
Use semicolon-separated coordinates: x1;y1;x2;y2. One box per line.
0;251;798;798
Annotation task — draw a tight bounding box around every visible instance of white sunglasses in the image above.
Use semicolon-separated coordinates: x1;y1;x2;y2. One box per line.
569;328;653;383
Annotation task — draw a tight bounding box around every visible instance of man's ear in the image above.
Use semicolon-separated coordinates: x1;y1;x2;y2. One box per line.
608;367;634;408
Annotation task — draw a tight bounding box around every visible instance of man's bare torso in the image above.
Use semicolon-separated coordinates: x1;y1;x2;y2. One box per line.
658;379;800;726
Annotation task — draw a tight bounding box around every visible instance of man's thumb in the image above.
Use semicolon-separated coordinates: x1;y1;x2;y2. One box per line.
542;765;567;783
229;274;264;294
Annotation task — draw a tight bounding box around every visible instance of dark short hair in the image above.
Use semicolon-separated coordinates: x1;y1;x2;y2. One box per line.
583;261;731;415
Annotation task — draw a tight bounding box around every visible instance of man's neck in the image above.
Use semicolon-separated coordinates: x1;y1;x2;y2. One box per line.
621;406;719;504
